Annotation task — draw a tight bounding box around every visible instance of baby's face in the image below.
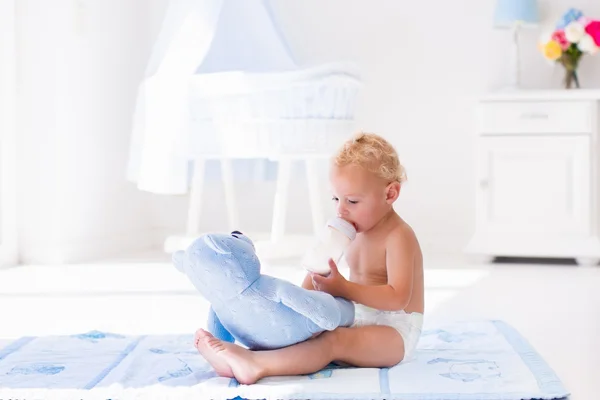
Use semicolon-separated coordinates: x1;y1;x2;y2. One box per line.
329;164;393;233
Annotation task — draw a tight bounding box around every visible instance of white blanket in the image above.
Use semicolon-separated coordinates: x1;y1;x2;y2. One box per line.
0;320;569;400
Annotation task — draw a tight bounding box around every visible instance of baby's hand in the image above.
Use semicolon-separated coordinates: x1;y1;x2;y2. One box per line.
311;259;348;298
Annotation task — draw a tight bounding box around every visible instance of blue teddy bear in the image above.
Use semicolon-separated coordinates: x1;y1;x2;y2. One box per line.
172;231;355;350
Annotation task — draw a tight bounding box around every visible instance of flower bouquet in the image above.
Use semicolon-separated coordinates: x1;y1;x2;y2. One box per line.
539;8;600;89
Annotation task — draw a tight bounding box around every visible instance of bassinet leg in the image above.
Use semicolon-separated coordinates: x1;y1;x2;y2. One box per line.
186;159;206;236
305;158;324;236
221;158;239;231
271;158;292;242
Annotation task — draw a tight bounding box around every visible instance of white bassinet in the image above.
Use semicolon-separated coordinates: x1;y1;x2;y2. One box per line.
127;0;363;257
187;63;361;159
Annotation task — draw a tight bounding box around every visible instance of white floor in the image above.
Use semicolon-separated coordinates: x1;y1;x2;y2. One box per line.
0;253;598;399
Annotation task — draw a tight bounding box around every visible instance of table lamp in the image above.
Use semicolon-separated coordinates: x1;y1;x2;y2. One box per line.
494;0;540;88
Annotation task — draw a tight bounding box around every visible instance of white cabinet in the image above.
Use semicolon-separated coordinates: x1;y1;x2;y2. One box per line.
465;91;600;266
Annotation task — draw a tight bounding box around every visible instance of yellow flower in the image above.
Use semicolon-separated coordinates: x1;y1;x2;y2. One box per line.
540;40;562;61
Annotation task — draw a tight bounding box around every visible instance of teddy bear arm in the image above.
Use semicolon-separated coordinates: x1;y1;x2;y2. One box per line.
270;280;342;330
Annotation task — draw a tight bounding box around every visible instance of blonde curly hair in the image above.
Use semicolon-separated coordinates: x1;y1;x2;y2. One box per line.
332;132;407;184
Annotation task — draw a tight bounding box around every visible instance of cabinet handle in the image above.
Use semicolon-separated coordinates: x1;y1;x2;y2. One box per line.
519;112;549;120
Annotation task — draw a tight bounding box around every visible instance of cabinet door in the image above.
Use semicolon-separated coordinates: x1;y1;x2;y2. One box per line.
476;135;590;237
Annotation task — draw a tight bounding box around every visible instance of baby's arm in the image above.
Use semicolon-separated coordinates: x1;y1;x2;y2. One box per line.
341;229;414;311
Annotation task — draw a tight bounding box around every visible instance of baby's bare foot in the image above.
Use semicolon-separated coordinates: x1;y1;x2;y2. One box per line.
194;329;233;378
194;329;264;385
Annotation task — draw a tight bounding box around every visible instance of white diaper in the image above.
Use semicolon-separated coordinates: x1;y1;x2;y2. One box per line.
350;304;423;363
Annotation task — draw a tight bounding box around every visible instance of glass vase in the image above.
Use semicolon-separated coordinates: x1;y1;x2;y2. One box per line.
563;67;580;89
559;49;582;90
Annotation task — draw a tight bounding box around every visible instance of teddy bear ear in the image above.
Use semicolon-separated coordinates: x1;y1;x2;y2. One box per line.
172;250;185;273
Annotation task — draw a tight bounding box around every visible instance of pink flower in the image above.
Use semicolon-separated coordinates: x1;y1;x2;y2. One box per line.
585;20;600;46
552;30;570;50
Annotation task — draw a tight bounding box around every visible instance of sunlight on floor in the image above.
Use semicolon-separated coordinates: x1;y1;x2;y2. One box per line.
0;260;490;339
422;268;491;315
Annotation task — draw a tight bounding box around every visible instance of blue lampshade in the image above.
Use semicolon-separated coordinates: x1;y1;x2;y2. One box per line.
494;0;539;28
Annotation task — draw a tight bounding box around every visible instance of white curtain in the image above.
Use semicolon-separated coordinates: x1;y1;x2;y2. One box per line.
127;0;296;195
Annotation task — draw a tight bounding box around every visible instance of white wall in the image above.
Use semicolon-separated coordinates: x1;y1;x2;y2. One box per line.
0;0;19;266
14;0;600;263
16;0;159;263
147;0;600;256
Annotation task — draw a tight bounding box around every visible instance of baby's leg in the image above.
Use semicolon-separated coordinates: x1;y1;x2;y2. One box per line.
332;325;405;368
195;325;404;385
